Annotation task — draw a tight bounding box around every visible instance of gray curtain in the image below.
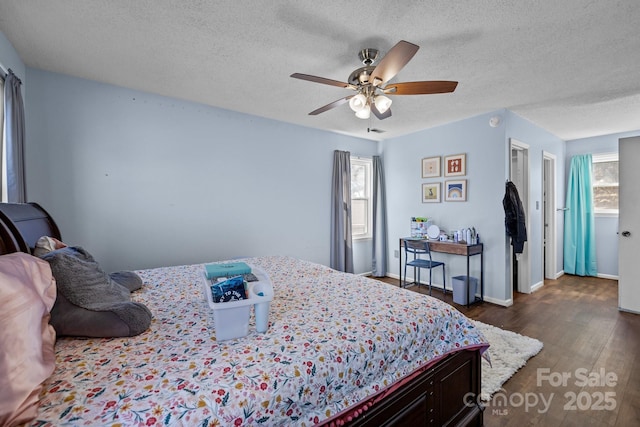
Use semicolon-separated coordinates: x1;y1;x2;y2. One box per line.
330;150;353;273
371;155;388;276
3;69;26;202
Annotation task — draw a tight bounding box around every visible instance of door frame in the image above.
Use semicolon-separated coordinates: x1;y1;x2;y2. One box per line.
509;138;531;295
543;151;557;280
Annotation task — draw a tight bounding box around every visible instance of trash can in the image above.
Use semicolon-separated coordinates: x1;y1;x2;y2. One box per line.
452;275;478;305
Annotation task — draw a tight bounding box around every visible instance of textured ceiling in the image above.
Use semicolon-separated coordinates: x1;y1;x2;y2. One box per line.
1;0;639;141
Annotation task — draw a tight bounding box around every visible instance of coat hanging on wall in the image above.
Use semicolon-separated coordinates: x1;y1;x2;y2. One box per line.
503;181;527;254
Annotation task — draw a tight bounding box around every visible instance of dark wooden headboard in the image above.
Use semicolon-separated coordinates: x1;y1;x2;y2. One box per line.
0;202;62;255
0;214;21;255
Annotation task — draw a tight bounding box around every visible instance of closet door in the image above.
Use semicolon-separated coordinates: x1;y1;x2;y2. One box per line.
618;136;640;313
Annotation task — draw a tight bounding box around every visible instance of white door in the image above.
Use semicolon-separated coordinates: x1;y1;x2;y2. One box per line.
543;152;557;280
618;136;640;313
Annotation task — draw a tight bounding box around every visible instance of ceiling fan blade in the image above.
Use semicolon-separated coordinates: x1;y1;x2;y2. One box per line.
371;104;392;120
309;96;354;115
383;80;458;95
291;73;353;89
369;40;419;87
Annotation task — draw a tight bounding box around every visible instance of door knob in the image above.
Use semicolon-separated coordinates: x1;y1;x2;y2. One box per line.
622;231;631;237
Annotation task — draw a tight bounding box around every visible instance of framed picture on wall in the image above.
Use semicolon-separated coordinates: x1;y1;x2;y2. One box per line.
444;153;466;176
422;183;441;203
421;156;441;178
445;180;467;201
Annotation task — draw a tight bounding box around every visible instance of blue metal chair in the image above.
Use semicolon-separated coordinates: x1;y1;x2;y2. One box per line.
403;239;446;295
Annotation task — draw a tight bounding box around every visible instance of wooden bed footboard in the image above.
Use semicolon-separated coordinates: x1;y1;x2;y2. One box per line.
343;349;483;426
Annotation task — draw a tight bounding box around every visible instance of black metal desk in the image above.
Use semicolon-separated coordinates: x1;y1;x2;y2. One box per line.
399;237;484;307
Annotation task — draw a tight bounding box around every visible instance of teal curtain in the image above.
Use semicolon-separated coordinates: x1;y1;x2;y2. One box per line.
563;154;597;276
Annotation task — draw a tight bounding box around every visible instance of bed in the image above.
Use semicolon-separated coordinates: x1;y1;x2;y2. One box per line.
0;202;489;426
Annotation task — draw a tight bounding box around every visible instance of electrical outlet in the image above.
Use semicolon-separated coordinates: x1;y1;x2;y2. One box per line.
394;250;399;258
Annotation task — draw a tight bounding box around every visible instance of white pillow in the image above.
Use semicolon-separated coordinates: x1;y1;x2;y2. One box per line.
33;236;67;257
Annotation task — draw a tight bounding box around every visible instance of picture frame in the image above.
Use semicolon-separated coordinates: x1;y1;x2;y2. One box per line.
445;179;467;201
444;153;466;176
421;156;441;178
422;182;441;203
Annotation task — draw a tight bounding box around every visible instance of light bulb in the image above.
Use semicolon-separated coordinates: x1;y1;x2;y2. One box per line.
349;93;367;112
374;95;392;114
355;105;371;119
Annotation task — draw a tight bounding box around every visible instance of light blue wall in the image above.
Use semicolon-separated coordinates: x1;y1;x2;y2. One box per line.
382;110;564;304
0;31;25;80
565;130;640;277
504;110;566;286
24;68;379;273
382;112;508;301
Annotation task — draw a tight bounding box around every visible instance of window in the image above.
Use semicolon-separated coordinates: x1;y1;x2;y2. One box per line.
351;157;373;239
592;153;618;215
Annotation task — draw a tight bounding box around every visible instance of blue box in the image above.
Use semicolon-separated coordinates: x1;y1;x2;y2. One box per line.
452;275;478;305
204;262;251;279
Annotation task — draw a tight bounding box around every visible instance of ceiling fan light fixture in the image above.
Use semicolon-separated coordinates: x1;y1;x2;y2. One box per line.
374;95;392;114
355;105;371;119
291;41;458;121
349;93;367;112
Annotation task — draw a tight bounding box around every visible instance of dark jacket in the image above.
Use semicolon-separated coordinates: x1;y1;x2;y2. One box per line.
503;181;527;253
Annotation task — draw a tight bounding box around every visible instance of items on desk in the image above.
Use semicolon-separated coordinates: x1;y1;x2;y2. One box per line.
446;227;479;244
410;217;431;238
411;217;479;244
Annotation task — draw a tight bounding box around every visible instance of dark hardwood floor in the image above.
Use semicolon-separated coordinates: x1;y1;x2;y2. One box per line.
371;274;640;426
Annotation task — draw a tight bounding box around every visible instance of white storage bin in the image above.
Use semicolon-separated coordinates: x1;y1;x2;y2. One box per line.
202;266;274;341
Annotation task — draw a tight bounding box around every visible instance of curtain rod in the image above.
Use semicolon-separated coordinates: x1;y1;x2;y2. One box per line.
0;61;7;75
352;154;380;160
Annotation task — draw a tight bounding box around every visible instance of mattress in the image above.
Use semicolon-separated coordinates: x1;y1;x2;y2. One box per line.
33;256;488;426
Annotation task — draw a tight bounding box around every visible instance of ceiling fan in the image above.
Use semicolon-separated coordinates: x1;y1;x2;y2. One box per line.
291;40;457;120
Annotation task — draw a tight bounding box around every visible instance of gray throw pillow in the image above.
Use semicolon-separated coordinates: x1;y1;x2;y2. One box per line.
41;247;152;337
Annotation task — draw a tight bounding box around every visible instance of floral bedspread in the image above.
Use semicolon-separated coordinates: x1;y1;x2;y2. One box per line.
33;256;488;426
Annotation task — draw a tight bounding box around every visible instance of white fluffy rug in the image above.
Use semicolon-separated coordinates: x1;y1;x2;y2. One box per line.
475;321;543;400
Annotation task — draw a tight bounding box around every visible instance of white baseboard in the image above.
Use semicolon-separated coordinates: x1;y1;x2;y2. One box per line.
483;295;512;307
618;306;640;315
554;270;618;281
379;272;513;307
530;280;544;292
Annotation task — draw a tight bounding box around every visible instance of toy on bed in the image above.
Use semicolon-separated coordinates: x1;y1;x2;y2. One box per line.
36;237;152;338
